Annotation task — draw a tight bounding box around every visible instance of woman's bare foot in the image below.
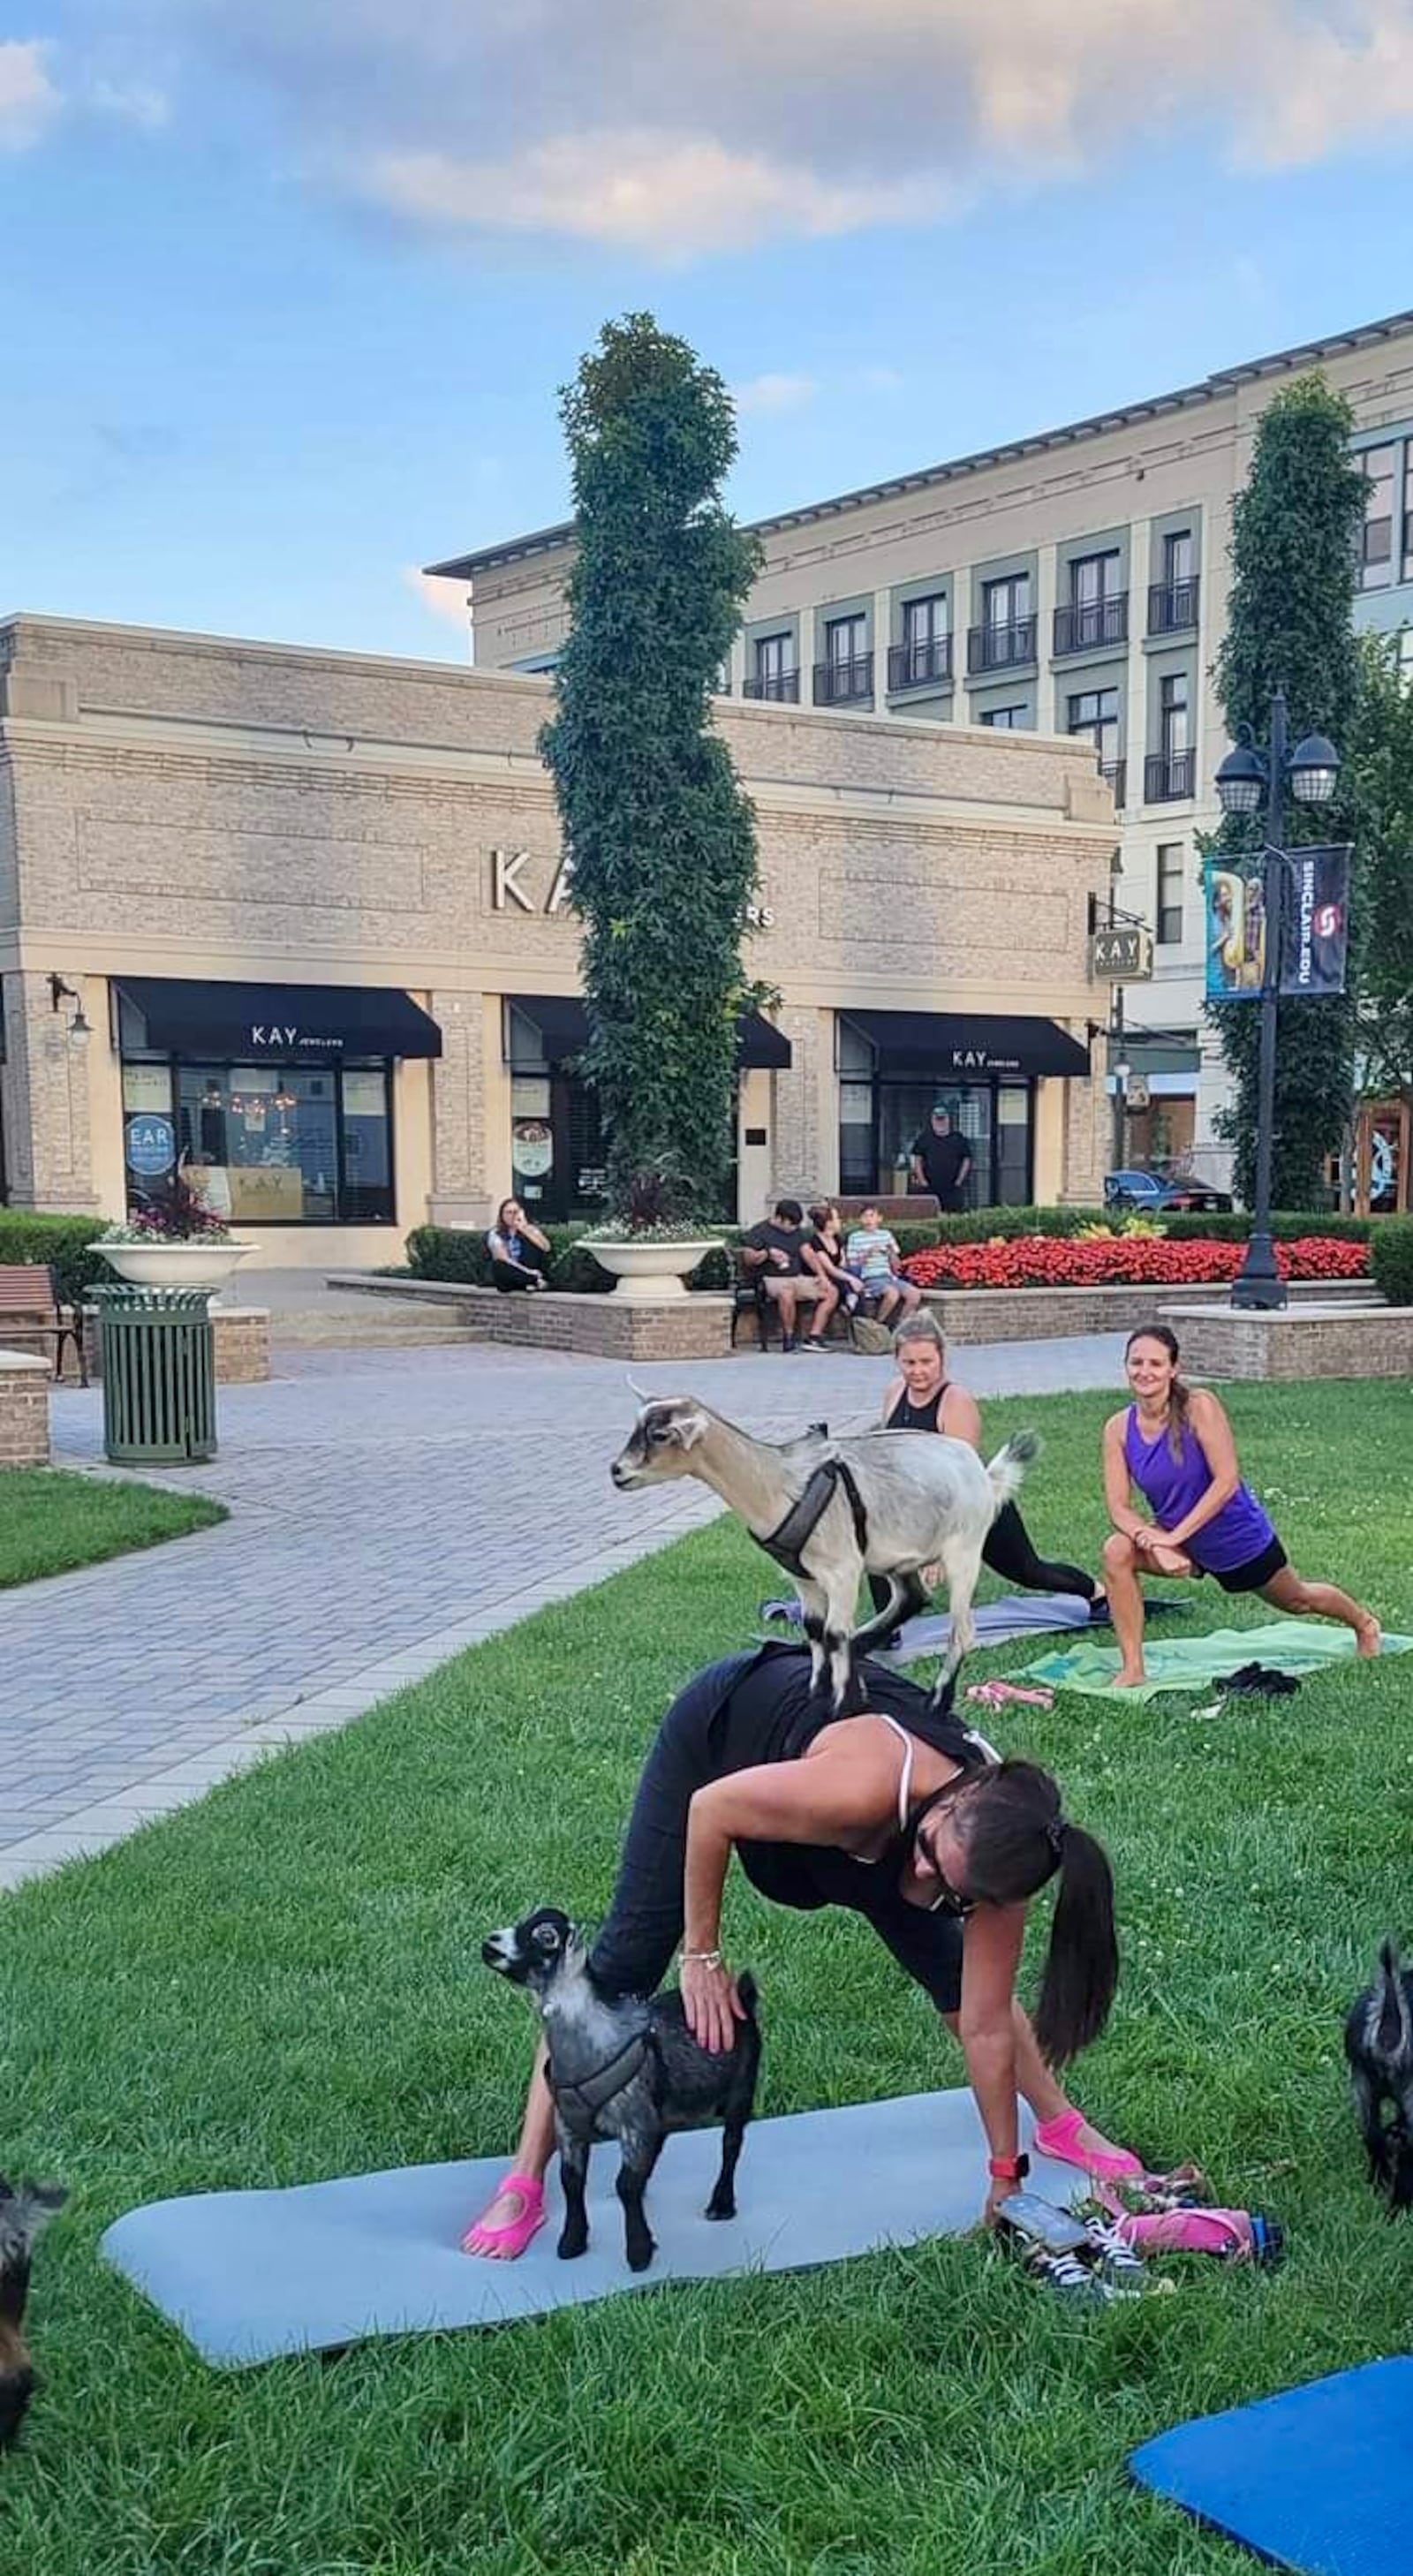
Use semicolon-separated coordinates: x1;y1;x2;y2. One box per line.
1113;1665;1146;1689
1356;1614;1383;1660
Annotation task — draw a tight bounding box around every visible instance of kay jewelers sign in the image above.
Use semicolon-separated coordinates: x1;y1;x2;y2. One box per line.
490;849;775;930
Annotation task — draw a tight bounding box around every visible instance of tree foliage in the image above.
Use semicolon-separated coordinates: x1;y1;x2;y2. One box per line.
1207;374;1367;1206
540;313;763;1223
1348;626;1413;1096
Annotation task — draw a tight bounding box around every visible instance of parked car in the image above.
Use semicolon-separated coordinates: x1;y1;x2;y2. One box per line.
1104;1169;1235;1215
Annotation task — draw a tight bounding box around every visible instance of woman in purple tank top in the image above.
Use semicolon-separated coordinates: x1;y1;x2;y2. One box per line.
1101;1326;1381;1687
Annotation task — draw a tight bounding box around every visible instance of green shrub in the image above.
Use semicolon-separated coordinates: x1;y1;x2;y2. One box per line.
405;1223;733;1295
1161;1212;1373;1243
1369;1219;1413;1307
0;1214;111;1310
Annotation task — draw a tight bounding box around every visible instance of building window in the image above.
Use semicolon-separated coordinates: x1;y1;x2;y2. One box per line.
985;572;1030;631
1067;686;1119;764
122;1059;396;1227
1404;453;1413;582
1162;530;1193;587
980;703;1029;729
1156;842;1185;946
1399;626;1413;692
1160;672;1190;758
816;612;872;705
1360;443;1396;589
748;631;797;702
1145;673;1194;801
1057;551;1126;653
1148;529;1199;635
892;593;951;690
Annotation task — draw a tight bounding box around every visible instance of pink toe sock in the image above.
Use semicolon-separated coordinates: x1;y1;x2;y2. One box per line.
461;2174;547;2259
1034;2108;1144;2183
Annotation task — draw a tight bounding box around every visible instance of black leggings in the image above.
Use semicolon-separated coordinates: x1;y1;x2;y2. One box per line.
868;1500;1095;1624
588;1656;743;1998
491;1250;548;1293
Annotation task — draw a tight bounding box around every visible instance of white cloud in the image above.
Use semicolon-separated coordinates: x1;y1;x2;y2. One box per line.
405;567;468;628
732;371;820;415
89;79;170;132
0;40;61;152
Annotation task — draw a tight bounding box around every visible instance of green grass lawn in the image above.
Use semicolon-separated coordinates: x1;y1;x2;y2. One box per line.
0;1469;225;1590
2;1382;1412;2575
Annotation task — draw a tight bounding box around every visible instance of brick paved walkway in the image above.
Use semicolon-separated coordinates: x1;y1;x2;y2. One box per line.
0;1334;1126;1887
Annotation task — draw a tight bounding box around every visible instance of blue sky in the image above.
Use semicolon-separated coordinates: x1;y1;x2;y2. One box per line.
5;3;1413;661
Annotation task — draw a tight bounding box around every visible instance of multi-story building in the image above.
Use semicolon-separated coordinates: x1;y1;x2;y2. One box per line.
431;307;1413;1186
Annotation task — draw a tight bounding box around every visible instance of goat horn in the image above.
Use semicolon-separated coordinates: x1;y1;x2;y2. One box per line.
625;1374;655;1404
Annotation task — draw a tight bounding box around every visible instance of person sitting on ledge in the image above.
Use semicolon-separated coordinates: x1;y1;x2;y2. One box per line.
486;1198;551;1294
1101;1325;1381;1687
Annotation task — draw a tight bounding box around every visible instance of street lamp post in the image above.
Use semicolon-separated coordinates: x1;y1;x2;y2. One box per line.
1214;691;1341;1311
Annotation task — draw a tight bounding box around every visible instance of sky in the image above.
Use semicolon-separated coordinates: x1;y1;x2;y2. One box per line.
4;1;1413;662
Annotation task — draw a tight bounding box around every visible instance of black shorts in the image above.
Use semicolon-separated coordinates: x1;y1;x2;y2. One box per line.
1204;1536;1288;1595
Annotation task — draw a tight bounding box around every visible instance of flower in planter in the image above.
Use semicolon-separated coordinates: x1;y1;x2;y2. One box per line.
578;1160;727;1245
101;1175;233;1246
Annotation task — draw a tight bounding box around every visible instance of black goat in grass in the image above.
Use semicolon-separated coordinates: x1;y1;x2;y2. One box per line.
483;1909;760;2273
0;2181;66;2446
1345;1939;1413;2211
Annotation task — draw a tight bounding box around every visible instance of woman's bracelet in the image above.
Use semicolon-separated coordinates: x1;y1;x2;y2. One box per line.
681;1947;724;1969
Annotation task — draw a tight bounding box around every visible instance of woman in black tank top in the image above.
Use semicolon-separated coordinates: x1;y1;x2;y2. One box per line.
465;1642;1128;2257
866;1315;1098;1628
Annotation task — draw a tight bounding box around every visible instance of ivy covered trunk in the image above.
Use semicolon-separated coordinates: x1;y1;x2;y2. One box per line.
540;314;763;1226
1207;375;1366;1208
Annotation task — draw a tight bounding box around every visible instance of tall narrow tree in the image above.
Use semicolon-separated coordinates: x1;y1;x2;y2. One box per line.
540;314;762;1222
1208;374;1367;1207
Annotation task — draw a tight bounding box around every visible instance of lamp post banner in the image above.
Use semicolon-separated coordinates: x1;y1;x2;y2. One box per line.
1203;860;1266;1001
1279;843;1352;999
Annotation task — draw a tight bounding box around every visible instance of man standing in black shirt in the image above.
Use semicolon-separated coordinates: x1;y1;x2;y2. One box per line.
740;1197;836;1351
910;1103;972;1211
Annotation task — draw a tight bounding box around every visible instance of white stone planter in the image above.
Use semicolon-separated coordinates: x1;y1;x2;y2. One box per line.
98;1239;257;1296
586;1240;717;1303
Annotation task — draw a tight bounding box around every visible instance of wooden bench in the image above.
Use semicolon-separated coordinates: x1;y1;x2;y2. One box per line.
0;1265;87;1385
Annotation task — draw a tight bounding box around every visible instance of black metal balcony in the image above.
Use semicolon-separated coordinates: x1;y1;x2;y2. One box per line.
744;667;800;703
1145;748;1196;802
1101;758;1126;809
888;634;953;691
966;616;1037;675
1146;575;1200;636
1053;593;1129;656
813;653;873;706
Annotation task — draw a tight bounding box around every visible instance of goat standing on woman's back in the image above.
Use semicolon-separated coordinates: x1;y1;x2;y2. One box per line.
611;1392;1038;1712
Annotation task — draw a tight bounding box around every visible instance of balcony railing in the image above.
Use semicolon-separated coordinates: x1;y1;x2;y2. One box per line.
966;616;1037;675
888;634;953;691
1144;747;1196;802
1053;593;1129;656
813;653;873;706
1146;575;1200;636
744;667;800;703
1101;758;1127;809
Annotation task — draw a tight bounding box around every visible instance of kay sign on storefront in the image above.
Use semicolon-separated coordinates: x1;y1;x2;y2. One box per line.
490;850;775;930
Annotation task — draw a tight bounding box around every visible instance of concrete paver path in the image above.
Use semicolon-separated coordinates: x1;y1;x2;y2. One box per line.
0;1334;1126;1886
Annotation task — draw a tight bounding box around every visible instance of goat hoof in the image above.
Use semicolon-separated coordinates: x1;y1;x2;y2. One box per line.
556;2229;588;2262
704;2195;736;2222
626;2236;656;2273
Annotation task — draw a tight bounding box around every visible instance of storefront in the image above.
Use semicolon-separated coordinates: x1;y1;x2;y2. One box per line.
112;978;441;1229
836;1011;1091;1205
503;995;792;1220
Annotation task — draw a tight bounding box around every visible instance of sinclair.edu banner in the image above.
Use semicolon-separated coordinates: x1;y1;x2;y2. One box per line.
1203;848;1351;1002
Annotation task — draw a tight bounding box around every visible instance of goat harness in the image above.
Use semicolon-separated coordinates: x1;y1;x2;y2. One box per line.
548;2029;660;2131
755;1457;870;1580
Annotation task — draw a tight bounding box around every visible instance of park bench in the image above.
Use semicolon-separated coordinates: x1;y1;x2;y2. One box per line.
0;1265;87;1385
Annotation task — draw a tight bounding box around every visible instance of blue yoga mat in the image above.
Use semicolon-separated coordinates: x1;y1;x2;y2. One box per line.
1130;2357;1413;2574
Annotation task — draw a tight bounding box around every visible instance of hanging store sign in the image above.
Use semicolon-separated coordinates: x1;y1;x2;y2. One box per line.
1204;861;1266;1001
1280;844;1352;999
1089;926;1152;980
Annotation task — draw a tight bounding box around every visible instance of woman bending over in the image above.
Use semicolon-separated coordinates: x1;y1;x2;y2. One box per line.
465;1642;1132;2259
1102;1326;1381;1688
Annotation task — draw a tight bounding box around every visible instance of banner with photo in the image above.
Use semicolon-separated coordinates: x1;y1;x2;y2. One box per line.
1279;843;1352;999
1203;861;1266;1001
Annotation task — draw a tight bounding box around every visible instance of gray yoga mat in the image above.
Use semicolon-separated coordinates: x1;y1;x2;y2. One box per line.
102;2089;1071;2368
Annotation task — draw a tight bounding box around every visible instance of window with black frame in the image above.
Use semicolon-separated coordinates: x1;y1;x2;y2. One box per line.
122;1057;395;1225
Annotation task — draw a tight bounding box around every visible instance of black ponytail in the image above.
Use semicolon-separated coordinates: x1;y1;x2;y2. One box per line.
960;1761;1119;2066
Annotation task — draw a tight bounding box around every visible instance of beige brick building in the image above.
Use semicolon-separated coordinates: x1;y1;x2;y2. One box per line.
0;614;1115;1264
434;307;1413;1186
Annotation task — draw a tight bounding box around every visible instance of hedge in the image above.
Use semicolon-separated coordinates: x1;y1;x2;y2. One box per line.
1369;1219;1413;1307
1160;1211;1373;1244
405;1224;733;1295
0;1215;111;1311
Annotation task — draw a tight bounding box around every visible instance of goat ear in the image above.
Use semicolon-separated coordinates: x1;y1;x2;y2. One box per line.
7;2187;64;2247
674;1408;707;1451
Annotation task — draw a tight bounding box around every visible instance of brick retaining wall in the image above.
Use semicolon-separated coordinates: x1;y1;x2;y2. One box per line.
0;1352;51;1466
921;1278;1379;1345
1160;1301;1413;1382
452;1287;733;1360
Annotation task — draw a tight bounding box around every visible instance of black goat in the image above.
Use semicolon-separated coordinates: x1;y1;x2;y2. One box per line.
0;2181;66;2446
482;1909;760;2273
1345;1939;1413;2211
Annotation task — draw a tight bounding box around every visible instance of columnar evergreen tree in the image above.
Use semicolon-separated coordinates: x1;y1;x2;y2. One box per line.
1349;626;1413;1098
1208;374;1367;1206
540;314;763;1223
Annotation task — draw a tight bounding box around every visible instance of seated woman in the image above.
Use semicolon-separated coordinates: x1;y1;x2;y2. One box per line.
487;1197;551;1294
464;1640;1135;2259
867;1312;1100;1641
1102;1325;1382;1688
803;1201;862;1318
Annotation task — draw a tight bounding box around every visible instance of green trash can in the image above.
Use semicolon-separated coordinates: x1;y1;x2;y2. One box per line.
93;1287;217;1465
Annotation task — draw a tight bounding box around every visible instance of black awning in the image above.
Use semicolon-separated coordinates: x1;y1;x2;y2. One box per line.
510;996;791;1071
115;978;442;1061
843;1010;1090;1080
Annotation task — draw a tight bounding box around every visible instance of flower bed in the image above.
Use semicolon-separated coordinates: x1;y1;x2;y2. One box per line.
901;1234;1370;1292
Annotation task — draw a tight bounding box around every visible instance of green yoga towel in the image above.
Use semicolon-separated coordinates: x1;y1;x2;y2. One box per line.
1016;1621;1412;1703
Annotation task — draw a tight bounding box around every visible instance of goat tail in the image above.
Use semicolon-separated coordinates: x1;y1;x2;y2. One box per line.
1375;1938;1412;2066
986;1430;1040;1515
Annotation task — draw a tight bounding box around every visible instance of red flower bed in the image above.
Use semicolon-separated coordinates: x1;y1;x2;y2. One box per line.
899;1235;1369;1292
